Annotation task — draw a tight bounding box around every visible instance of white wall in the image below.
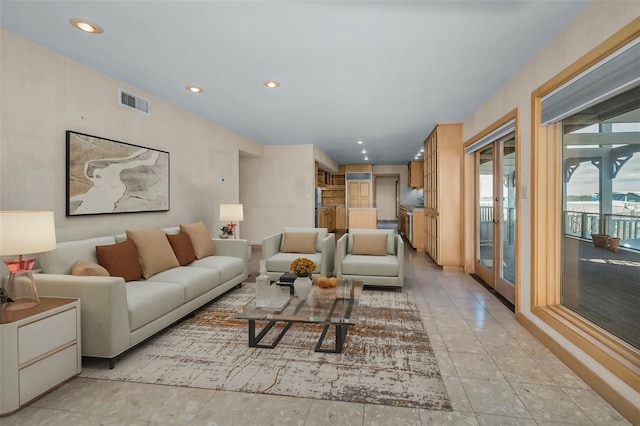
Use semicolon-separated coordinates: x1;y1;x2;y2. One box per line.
240;145;316;245
0;30;261;263
461;3;639;405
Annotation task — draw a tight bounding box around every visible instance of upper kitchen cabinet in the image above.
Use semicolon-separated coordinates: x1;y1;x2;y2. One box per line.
407;160;424;188
316;163;330;187
423;123;464;271
343;164;373;173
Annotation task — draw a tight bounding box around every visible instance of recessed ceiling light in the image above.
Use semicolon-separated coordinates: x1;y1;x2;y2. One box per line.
361;149;367;154
415;155;419;159
357;140;363;145
263;80;280;88
420;147;424;152
69;18;104;34
186;85;204;93
364;156;369;161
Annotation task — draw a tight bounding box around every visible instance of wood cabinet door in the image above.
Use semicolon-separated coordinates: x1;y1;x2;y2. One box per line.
347;181;371;208
335;206;346;229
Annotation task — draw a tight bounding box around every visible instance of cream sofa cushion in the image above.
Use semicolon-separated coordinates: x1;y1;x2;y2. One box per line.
127;228;180;279
71;259;110;277
180;221;214;259
283;227;327;252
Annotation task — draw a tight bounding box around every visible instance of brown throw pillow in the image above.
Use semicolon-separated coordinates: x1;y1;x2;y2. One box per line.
71;259;110;277
167;232;196;266
350;233;388;256
126;228;180;279
96;240;143;282
180;221;214;259
281;232;318;253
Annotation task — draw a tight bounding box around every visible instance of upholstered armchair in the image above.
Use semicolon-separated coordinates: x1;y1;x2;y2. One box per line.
336;229;404;288
262;227;335;281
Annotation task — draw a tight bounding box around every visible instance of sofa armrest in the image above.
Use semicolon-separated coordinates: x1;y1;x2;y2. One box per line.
394;235;404;284
336;234;348;278
261;233;283;260
213;238;248;260
33;274;130;359
319;233;335;276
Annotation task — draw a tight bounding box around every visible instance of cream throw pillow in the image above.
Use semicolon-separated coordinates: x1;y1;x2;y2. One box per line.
126;228;180;279
350;233;388;256
71;259;110;277
180;221;214;259
281;232;318;253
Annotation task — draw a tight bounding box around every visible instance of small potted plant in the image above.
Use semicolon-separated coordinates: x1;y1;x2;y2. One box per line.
290;257;317;300
219;226;233;239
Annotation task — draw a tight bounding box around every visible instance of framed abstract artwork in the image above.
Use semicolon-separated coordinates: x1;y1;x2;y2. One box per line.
66;131;170;216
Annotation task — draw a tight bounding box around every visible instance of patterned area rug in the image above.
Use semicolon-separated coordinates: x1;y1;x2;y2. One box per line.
80;283;451;410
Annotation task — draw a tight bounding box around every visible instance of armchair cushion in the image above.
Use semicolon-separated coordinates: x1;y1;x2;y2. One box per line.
281;232;318;253
351;233;388;256
284;227;328;252
348;229;395;255
266;252;323;275
341;254;399;277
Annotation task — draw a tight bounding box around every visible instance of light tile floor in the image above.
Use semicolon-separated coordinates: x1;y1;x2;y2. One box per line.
2;245;631;425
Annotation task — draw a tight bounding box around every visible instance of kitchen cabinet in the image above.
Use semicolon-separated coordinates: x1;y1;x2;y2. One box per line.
407;160;424;188
348;208;377;229
423;123;463;270
322;186;345;206
343;164;373;173
335;206;346;230
347;181;371;208
317;206;336;232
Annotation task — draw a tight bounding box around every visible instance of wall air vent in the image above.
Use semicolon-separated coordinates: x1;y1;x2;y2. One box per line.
346;172;372;181
118;88;150;114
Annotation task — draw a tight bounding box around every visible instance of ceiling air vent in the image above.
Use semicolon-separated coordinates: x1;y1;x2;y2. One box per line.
118;88;150;114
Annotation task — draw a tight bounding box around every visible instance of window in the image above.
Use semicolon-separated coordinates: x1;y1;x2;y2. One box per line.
531;21;639;400
561;88;640;350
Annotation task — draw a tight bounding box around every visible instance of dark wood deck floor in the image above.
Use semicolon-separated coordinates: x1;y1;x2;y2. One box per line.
562;237;640;350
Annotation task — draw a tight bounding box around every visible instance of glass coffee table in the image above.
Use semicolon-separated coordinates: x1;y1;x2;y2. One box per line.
234;279;363;353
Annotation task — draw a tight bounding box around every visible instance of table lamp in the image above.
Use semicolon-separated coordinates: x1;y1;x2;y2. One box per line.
0;210;57;310
219;204;243;239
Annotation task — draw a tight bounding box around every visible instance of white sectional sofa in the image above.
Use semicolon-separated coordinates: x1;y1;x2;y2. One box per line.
34;226;248;368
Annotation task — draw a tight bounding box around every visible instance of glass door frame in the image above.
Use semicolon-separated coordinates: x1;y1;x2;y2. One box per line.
474;134;516;304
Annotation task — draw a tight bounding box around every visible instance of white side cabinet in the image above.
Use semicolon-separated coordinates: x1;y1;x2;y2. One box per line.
0;297;81;416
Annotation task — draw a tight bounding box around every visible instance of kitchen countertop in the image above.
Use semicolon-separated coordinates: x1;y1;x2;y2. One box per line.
401;204;425;212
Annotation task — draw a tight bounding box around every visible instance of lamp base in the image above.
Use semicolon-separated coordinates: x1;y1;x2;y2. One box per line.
3;258;39;311
227;222;238;239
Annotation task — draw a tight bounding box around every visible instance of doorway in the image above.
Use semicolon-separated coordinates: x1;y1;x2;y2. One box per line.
375;175;399;221
475;134;516;304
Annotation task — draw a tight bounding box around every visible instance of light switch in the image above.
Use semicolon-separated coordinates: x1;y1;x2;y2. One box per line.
522;184;528;198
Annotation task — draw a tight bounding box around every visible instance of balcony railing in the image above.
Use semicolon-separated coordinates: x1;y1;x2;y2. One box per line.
564;210;640;250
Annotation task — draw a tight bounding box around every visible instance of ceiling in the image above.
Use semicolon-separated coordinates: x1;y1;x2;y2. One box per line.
0;1;590;165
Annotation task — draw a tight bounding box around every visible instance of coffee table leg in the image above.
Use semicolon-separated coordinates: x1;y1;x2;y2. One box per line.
315;324;349;353
248;319;292;349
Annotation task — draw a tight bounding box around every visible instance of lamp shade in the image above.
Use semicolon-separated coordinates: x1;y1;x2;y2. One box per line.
219;204;244;222
0;210;57;256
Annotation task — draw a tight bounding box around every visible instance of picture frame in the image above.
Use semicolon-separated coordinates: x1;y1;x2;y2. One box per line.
66;131;170;216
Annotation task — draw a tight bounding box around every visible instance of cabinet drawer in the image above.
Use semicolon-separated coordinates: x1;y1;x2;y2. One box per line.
18;308;77;364
19;344;78;404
